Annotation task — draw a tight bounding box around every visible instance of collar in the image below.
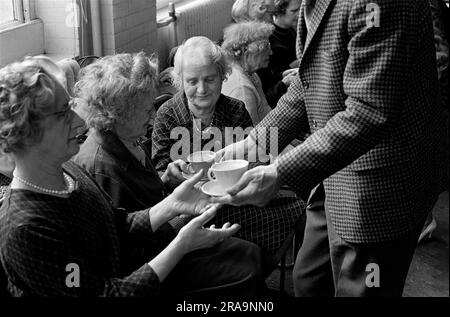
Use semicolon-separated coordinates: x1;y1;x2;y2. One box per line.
89;129;145;170
170;91;229;129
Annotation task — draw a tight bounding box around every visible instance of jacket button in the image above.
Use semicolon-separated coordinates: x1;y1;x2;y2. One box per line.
312;120;318;128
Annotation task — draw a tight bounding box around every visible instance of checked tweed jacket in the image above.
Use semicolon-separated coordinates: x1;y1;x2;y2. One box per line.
255;0;444;243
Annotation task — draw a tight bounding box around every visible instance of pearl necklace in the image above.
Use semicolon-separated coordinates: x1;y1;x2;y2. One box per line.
14;173;75;196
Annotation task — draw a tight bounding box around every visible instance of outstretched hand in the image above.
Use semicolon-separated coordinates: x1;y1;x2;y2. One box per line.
166;169;212;216
211;164;281;207
177;204;241;253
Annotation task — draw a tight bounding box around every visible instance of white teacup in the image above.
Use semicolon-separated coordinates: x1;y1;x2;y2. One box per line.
186;151;216;178
207;159;249;190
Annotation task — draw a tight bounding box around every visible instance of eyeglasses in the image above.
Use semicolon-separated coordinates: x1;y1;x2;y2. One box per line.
43;100;73;119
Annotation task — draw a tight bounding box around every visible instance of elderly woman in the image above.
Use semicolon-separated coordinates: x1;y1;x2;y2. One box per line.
73;52;191;210
0;57;81;201
232;0;275;23
0;56;264;296
152;36;253;177
221;21;274;125
152;37;304;262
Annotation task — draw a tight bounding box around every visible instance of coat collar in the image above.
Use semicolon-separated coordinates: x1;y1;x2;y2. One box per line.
170;91;232;128
298;0;334;59
90;129;146;171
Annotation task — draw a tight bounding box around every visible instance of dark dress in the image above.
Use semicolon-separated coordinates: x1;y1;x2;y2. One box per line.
257;24;298;108
269;24;297;77
73;129;167;211
0;161;264;296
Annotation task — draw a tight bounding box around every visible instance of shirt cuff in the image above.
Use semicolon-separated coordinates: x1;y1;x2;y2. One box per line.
168;215;191;233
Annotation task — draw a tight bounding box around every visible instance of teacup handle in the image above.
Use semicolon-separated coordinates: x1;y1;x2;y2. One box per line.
186;163;195;174
207;168;216;182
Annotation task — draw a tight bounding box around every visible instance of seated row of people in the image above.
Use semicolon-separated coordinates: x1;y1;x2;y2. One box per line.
0;0;305;297
0;43;304;296
157;0;300;122
0;55;269;297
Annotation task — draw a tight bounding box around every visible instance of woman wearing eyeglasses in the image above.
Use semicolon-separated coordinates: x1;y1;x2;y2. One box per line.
0;56;264;297
222;21;275;125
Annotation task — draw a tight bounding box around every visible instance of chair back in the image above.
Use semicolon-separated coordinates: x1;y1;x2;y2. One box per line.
74;55;100;68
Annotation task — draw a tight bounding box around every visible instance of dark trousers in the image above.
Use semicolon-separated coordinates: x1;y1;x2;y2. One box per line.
161;237;266;297
293;184;425;297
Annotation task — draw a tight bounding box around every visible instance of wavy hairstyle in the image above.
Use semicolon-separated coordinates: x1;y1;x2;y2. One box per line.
232;0;274;23
74;52;158;131
222;21;274;70
172;36;232;90
231;0;252;22
0;56;61;154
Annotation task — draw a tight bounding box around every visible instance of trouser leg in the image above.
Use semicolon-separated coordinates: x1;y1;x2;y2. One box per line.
327;212;426;297
293;184;334;297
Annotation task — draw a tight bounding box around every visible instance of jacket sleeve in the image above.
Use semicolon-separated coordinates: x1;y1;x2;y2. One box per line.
4;221;161;297
273;0;419;199
252;73;309;154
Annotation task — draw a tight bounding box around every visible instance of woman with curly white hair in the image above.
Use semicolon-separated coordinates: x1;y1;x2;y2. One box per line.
222;21;275;125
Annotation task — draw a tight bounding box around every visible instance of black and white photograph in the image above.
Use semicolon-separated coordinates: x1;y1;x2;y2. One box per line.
0;0;448;305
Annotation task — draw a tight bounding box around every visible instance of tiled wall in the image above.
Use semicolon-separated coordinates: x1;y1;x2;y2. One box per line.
0;0;158;67
35;0;79;56
101;0;157;56
0;20;44;67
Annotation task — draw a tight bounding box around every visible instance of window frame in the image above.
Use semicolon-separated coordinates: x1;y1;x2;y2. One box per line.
0;0;34;31
157;0;185;11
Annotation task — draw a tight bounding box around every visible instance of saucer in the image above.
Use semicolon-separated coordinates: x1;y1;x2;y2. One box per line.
182;171;208;182
201;181;229;197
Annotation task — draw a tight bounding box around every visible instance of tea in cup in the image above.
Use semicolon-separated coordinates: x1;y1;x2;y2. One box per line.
186;151;216;178
207;159;249;190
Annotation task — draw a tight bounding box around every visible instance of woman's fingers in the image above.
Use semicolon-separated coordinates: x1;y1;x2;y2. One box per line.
189;204;218;227
174;159;189;174
182;169;204;186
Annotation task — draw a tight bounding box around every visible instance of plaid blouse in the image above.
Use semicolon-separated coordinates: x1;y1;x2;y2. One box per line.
151;92;253;173
0;161;161;297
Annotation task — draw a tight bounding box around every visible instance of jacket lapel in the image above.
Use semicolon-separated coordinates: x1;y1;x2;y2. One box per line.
297;4;306;57
299;0;334;59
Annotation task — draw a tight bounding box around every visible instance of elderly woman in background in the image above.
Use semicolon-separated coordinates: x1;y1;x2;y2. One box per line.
232;0;275;23
0;55;265;296
152;36;253;177
222;21;274;125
